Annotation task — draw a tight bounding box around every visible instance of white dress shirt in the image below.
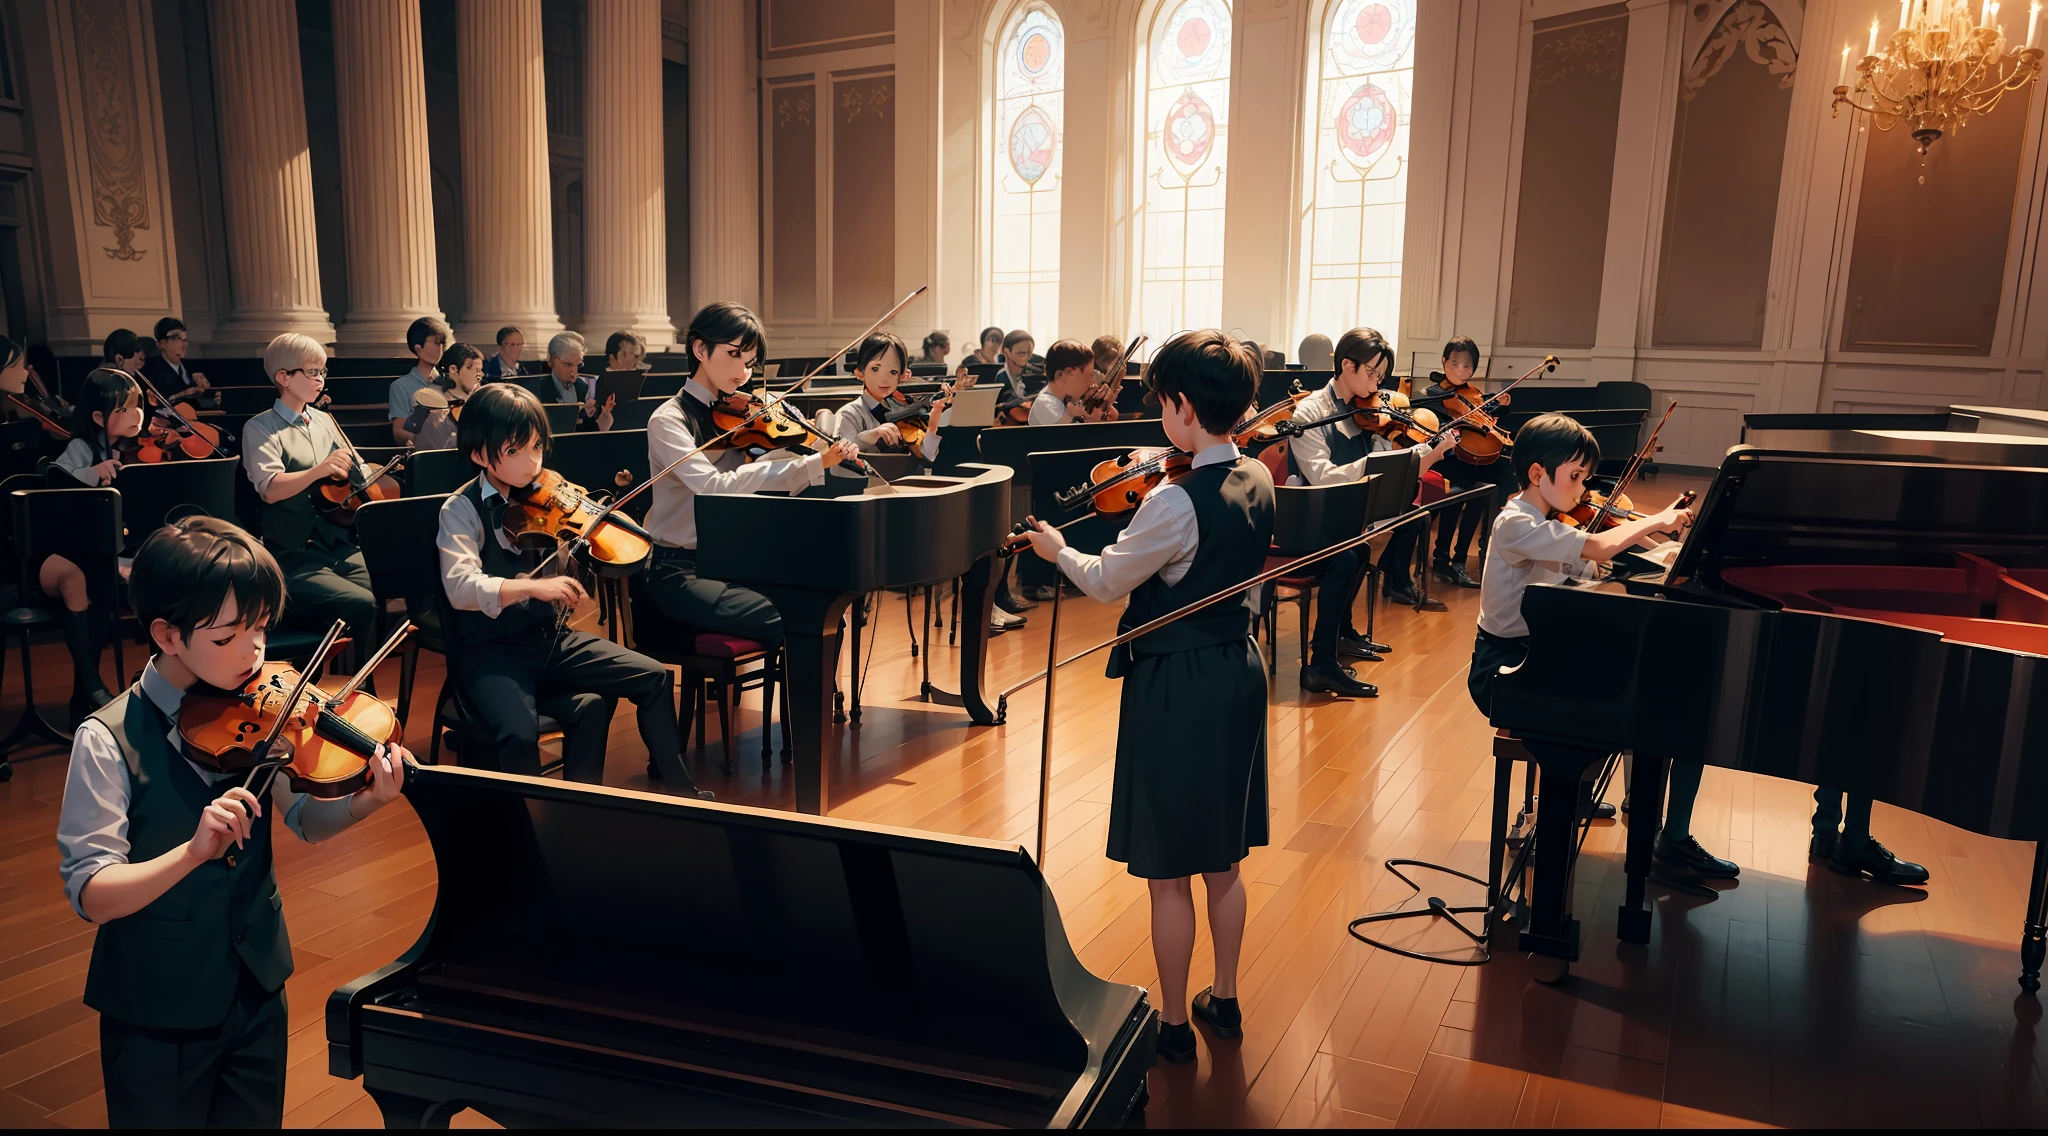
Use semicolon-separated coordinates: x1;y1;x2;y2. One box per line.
242;400;349;496
645;380;824;550
1286;378;1433;487
436;477;525;619
1054;442;1240;603
1477;494;1598;638
1028;389;1075;426
55;661;360;920
833;392;942;461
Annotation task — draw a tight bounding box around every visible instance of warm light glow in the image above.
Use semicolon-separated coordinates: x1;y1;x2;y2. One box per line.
1834;0;2044;152
1840;44;1852;88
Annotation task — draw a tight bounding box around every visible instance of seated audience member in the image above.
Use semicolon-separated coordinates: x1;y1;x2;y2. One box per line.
484;325;527;381
103;329;146;378
143;318;213;408
389;316;450;444
1298;333;1334;371
919;330;951;366
526;331;611;431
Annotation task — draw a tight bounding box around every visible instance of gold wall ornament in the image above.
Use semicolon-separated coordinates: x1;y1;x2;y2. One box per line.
1834;0;2044;154
72;0;151;261
1682;0;1797;101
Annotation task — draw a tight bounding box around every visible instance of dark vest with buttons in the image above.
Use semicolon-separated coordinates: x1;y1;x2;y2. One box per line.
258;407;353;555
81;685;292;1030
1108;457;1274;677
1284;390;1377;485
453;477;554;649
674;386;718;448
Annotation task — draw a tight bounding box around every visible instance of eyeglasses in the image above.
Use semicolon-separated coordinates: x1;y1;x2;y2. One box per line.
162;334;188;344
287;367;329;381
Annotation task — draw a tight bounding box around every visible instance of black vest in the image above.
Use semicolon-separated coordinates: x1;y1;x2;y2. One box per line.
258;408;353;555
1110;458;1275;676
674;386;717;444
82;685;292;1030
453;477;553;648
1285;406;1378;484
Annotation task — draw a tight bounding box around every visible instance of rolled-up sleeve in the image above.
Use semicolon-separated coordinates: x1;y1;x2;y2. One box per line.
242;414;287;496
57;721;133;920
437;493;507;617
1053;486;1197;603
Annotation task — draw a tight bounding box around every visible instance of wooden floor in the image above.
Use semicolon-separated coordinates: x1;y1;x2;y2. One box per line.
2;476;2046;1127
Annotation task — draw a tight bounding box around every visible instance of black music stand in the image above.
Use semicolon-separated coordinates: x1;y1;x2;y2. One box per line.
1;487;122;770
111;457;238;552
979;421;1170;590
1266;476;1375;672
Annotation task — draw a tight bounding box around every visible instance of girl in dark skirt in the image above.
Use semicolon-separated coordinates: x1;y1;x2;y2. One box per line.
1022;330;1274;1065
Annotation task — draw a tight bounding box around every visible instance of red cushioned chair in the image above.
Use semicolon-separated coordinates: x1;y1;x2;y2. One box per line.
625;574;787;774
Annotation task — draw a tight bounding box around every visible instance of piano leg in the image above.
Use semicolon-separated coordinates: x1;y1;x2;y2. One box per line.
1519;740;1603;976
753;586;853;814
1617;751;1668;946
2022;840;2048;995
366;1088;452;1128
920;554;1002;725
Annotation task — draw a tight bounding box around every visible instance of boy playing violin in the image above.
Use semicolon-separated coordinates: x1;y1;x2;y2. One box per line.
242;334;379;661
643;301;859;647
832;330;943;462
56;516;409;1127
436;383;710;796
1286;327;1457;697
1413;336;1518;589
1028;339;1114;425
1467;413;1736;884
1021;329;1272;1067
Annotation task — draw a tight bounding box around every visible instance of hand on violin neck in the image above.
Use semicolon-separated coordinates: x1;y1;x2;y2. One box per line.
821;439;861;468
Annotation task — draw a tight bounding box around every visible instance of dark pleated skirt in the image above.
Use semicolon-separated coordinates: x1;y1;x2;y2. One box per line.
1106;638;1269;879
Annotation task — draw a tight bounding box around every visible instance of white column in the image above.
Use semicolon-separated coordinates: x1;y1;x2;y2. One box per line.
207;0;332;347
688;0;758;316
455;0;563;350
584;1;674;344
330;0;443;350
1587;0;1679;382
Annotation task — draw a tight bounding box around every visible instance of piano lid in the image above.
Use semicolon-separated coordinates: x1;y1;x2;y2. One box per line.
1667;447;2048;589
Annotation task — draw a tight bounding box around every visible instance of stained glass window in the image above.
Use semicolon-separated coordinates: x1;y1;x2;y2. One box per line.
1136;0;1232;340
1300;0;1415;350
990;4;1064;338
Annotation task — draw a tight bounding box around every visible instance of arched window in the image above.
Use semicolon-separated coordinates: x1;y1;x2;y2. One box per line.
990;4;1064;337
1136;0;1232;338
1300;0;1415;348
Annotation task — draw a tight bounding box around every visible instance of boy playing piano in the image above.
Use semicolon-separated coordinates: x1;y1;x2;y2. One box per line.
1021;329;1272;1066
56;517;409;1127
1465;413;1734;885
436;383;710;796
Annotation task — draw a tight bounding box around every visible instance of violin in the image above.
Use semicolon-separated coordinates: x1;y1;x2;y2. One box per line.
1556;489;1696;533
315;442;407;526
413;385;465;422
994;395;1032;425
1228;387;1311;449
876;382;955;451
1287;389;1447;449
8;393;71;441
1052;446;1194;516
501;467;655;577
135;371;231;459
1420;355;1556;465
179;622;410;800
709;389;877;477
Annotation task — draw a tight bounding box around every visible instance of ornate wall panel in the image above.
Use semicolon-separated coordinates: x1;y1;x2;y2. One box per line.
767;77;818;321
831;71;895;317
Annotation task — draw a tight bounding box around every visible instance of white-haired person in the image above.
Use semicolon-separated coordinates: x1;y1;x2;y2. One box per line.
524;331;611;431
241;333;378;661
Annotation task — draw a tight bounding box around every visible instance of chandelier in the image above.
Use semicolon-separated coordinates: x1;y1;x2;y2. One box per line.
1834;0;2044;153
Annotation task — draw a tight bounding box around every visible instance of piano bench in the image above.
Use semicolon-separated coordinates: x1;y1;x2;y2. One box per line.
1492;730;1532;763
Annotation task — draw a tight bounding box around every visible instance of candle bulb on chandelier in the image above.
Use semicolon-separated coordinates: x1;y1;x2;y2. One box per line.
1870;19;1882;54
1840;44;1851;86
2032;1;2040;45
1903;0;1913;30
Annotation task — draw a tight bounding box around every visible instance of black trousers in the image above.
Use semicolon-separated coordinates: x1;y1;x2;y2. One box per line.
100;971;287;1129
1304;549;1361;666
1812;786;1877;841
1434;456;1517;564
458;629;686;786
277;537;378;648
1467;628;1529;717
644;549;784;646
1378;521;1424;591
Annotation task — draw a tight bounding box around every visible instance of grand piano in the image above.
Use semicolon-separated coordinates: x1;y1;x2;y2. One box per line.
328;765;1156;1126
694;463;1012;813
1488;444;2048;990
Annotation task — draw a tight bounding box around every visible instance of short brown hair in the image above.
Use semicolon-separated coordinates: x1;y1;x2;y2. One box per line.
130;517;286;648
1044;338;1093;377
1143;329;1258;435
1090;335;1125;373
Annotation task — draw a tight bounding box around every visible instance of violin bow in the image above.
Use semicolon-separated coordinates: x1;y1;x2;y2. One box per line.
774;285;929;397
1002;483;1500;862
7;393;72;439
135;370;230;458
1586;401;1678;528
1432;354;1556;436
247;620;414;799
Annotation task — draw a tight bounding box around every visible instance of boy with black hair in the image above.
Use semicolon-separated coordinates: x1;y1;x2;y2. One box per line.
389;316;450;444
1286;326;1457;696
1414;335;1519;588
484;325;526;381
1467;412;1736;883
644;302;860;646
1021;328;1272;1066
243;333;379;662
102;328;146;376
57;516;409;1127
436;382;711;796
1029;338;1111;424
145;316;213;407
997;329;1038;403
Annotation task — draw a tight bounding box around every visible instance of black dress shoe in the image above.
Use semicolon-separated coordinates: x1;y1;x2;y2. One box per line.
1156;1020;1197;1064
1431;562;1480;589
1336;634;1383;662
1828;837;1930;886
1301;664;1377;698
995;591;1036;614
1384;585;1422;606
1022;585;1058;602
1191;987;1242;1039
1810;830;1839;860
1654;834;1740;879
1581;798;1617;821
647;762;717;799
